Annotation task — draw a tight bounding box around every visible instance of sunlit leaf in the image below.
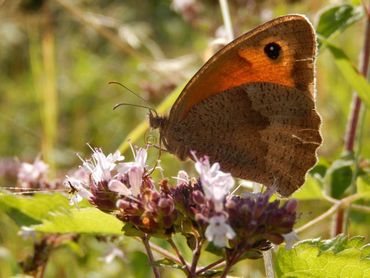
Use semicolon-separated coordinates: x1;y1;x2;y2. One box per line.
0;193;72;226
275;235;370;277
33;207;123;235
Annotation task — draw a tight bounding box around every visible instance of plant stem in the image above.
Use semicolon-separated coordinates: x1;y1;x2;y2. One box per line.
189;238;203;277
168;238;190;273
297;193;366;234
195;258;225;275
37;263;47;278
336;4;370;236
263;250;275;278
220;251;239;278
141;235;160;278
134;236;182;264
220;262;232;278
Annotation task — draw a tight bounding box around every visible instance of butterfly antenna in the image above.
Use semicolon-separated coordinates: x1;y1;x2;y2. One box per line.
113;102;158;116
109;81;147;102
109;81;159;116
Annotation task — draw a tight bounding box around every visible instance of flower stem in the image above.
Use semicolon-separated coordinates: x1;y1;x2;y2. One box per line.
168;238;190;274
196;258;225;275
189;238;203;277
263;250;275;278
220;251;238;278
141;235;160;278
134;236;182;265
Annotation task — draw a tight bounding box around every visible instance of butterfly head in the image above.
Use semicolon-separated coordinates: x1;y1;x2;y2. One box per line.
149;110;168;130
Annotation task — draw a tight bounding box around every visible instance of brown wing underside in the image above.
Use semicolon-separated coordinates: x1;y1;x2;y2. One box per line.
163;83;322;197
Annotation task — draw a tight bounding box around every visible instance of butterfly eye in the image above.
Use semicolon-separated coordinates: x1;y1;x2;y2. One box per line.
264;42;281;60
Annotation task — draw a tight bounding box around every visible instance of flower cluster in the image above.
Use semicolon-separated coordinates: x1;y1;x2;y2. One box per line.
67;146;298;260
16;157;62;191
226;191;297;256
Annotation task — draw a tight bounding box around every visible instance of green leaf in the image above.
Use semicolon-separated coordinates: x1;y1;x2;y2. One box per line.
310;161;330;180
326;43;370;109
0;193;72;226
155;258;184;270
33;207;123;234
325;156;354;198
275;235;370;277
205;242;224;257
122;223;145;237
317;4;364;43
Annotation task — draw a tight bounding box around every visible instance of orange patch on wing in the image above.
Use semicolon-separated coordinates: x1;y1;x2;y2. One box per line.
178;43;295;119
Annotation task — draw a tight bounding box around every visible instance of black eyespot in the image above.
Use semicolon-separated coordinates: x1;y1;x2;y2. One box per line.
264;42;281;60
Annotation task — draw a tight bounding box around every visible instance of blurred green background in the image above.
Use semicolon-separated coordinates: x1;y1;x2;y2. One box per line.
0;0;369;277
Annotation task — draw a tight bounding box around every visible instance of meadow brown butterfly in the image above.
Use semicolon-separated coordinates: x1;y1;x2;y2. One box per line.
150;15;322;197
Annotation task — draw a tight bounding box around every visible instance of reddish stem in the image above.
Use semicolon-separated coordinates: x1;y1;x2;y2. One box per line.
333;208;345;235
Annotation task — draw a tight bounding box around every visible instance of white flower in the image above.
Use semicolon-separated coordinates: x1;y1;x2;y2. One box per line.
81;149;124;183
17;158;49;186
205;215;235;248
194;156;234;211
175;170;189;186
18;226;36;240
118;147;147;174
108;179;131;197
65;176;93;205
117;147;147;196
282;231;299;250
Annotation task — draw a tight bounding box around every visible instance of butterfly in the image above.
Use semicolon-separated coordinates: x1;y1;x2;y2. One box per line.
149;15;322;197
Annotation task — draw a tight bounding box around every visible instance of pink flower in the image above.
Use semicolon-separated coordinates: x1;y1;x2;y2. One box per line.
108;179;131;197
17;158;49;187
117;147;147;196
